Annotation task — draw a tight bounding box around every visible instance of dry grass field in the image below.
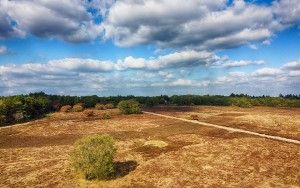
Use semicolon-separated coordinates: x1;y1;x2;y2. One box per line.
0;107;299;187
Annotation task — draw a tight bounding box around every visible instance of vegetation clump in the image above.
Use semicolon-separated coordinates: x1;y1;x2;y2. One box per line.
105;103;114;109
70;134;116;180
1;92;300;126
83;110;95;117
72;103;84;112
117;100;142;114
60;105;72;113
95;103;106;110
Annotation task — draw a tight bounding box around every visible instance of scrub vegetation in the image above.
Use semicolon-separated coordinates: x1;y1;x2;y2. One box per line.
0;92;299;126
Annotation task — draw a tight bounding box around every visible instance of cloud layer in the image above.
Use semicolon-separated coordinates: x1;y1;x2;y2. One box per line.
103;0;300;50
0;51;298;96
0;0;299;96
0;0;299;49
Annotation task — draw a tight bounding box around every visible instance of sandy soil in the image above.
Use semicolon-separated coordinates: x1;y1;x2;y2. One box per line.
0;107;299;187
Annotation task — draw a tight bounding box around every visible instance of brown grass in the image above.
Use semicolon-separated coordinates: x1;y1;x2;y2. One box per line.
0;106;299;187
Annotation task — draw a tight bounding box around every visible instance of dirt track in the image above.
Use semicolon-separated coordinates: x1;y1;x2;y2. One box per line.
144;111;300;145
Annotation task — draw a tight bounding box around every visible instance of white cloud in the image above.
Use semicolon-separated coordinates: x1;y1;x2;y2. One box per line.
282;60;300;70
273;0;300;25
289;70;300;77
0;45;8;55
116;50;217;70
252;67;283;77
0;0;102;42
101;0;300;50
222;60;264;68
171;79;193;86
0;0;299;48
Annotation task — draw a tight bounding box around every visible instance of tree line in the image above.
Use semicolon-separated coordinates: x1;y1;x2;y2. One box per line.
1;92;299;126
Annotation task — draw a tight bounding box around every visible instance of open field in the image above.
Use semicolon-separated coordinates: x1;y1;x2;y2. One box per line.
0;107;299;187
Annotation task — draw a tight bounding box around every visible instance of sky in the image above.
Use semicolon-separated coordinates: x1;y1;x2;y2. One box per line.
0;0;299;96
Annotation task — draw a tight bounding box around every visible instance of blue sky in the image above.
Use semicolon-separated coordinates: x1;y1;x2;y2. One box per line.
0;0;299;96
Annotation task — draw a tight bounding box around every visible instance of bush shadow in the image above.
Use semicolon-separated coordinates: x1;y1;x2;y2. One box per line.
108;160;138;180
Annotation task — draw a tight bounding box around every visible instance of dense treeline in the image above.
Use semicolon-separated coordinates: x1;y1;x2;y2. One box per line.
0;92;299;126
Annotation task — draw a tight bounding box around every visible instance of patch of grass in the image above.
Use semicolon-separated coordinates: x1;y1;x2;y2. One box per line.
144;140;168;148
102;113;111;120
70;134;117;180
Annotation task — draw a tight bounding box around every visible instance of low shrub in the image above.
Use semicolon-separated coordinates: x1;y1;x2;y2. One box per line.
72;103;84;112
105;103;114;109
70;134;116;180
60;105;72;113
117;100;142;114
190;114;199;120
102;113;111;120
83;110;95;117
95;103;106;110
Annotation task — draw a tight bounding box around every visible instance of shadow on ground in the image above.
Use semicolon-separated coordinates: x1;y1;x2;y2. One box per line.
109;160;138;179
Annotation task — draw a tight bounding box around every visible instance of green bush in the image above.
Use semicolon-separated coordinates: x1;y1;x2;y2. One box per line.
72;103;84;112
70;134;117;180
117;100;142;114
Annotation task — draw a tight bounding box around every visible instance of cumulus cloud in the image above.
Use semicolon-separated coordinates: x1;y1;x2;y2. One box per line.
0;0;299;48
101;0;300;50
0;0;102;42
273;0;300;25
116;50;218;70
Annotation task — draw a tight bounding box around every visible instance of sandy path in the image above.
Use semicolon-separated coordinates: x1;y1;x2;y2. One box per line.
144;111;300;145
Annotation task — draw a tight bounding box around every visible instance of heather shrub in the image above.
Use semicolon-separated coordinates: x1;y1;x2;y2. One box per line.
83;110;95;117
60;105;72;112
105;103;114;109
72;103;84;112
70;135;116;180
190;114;199;120
117;100;142;114
95;103;106;110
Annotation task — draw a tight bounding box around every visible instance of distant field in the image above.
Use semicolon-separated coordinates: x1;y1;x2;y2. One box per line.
0;107;299;187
